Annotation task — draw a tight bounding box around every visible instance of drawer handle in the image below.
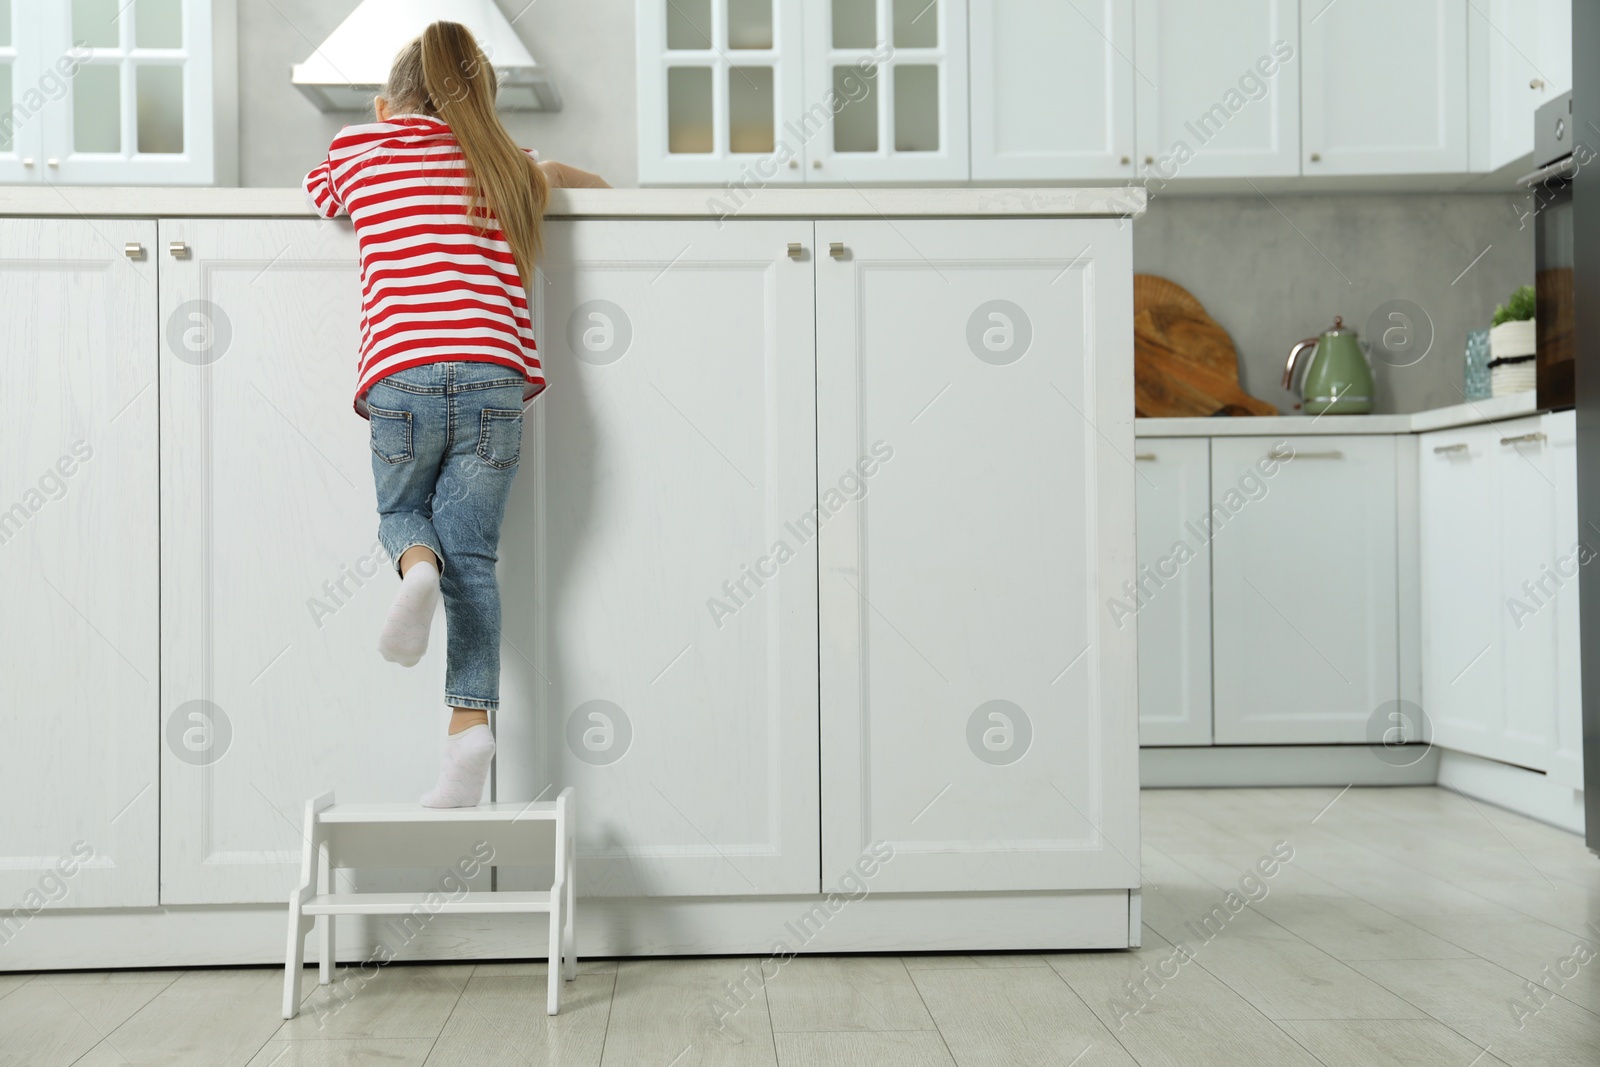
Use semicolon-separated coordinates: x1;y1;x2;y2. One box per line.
787;242;802;259
1432;443;1468;454
1135;453;1156;461
829;241;846;259
1500;432;1546;446
1284;450;1343;459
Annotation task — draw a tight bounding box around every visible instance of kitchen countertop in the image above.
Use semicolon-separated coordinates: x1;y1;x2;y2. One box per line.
1135;392;1542;437
0;185;1146;219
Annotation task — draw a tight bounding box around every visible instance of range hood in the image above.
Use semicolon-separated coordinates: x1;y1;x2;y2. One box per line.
292;0;561;113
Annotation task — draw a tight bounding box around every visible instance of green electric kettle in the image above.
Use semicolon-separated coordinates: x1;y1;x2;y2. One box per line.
1282;316;1374;415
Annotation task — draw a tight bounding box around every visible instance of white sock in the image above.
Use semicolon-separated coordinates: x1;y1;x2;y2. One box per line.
420;724;495;808
379;560;440;667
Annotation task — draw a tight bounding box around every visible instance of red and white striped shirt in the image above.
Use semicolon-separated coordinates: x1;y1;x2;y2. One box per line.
303;115;545;417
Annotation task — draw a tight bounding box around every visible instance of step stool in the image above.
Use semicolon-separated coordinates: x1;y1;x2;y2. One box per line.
282;787;576;1019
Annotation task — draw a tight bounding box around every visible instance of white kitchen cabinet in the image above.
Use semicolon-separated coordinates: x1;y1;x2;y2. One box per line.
1470;0;1573;172
1211;436;1399;744
496;221;821;897
636;0;809;184
1134;0;1300;179
1134;438;1213;745
0;2;42;184
0;220;160;910
1420;413;1576;774
803;0;969;182
1417;422;1502;761
1300;0;1469;175
159;219;451;904
969;0;1134;180
817;219;1138;892
1546;410;1583;788
0;0;229;185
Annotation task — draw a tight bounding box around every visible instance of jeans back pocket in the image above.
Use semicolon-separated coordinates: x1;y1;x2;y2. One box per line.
369;406;414;464
477;408;524;470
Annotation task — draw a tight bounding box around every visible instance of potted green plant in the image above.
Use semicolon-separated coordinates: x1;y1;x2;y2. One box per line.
1488;284;1536;396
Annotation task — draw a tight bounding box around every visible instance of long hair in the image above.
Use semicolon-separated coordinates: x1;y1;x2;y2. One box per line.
381;21;547;288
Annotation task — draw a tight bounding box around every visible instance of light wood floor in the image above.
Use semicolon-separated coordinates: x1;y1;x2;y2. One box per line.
4;786;1598;1066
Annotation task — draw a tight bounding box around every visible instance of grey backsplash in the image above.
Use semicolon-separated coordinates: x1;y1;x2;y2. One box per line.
1131;193;1535;416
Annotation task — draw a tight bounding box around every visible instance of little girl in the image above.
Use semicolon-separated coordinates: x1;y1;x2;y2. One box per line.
304;21;607;807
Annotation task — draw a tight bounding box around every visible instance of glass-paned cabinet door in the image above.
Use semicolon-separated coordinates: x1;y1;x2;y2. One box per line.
638;0;807;185
801;0;968;181
31;0;216;184
0;1;47;183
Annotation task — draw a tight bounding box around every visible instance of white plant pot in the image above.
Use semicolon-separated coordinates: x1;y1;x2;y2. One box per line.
1489;319;1536;359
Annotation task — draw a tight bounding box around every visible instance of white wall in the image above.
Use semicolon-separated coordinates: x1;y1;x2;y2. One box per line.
238;0;637;188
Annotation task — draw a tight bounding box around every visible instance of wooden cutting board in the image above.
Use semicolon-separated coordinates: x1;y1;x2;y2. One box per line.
1134;305;1278;418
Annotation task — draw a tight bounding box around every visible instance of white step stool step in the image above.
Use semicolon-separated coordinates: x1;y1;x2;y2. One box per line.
319;801;563;823
302;891;555;916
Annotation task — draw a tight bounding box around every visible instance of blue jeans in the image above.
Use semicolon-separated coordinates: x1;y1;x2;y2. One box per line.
367;361;526;711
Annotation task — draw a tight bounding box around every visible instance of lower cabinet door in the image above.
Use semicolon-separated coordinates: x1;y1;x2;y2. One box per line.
159;219;450;904
0;220;160;909
1419;422;1504;761
1493;415;1564;771
1134;438;1213;745
496;221;821;897
1545;411;1584;787
1211;435;1399;744
816;219;1139;893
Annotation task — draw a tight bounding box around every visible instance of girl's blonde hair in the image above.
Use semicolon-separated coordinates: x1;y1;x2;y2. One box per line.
381;21;547;288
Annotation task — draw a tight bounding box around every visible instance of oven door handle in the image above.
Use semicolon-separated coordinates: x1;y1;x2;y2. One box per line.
1519;156;1577;187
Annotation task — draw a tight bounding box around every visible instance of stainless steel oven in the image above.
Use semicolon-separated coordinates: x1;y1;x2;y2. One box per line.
1524;92;1577;410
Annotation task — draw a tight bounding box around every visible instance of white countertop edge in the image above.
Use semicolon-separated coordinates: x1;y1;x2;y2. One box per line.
0;185;1147;219
1135;391;1542;437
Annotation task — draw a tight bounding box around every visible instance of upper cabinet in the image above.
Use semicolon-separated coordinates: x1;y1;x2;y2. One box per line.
1471;0;1573;172
636;0;967;185
0;0;232;185
1134;0;1300;179
802;0;969;182
636;0;1568;184
1300;0;1469;175
970;0;1134;180
636;0;808;185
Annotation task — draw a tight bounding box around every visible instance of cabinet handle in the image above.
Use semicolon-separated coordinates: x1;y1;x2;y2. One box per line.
1531;78;1546;90
1287;449;1343;459
21;157;33;167
829;241;846;259
168;241;190;259
788;158;798;169
1500;431;1546;446
1135;453;1157;461
1144;155;1155;164
1120;155;1130;165
813;160;822;169
1310;152;1322;162
123;242;145;259
46;158;58;167
786;242;802;259
1432;442;1468;454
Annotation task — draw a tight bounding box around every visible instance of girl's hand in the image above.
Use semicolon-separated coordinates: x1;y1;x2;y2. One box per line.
538;160;611;189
